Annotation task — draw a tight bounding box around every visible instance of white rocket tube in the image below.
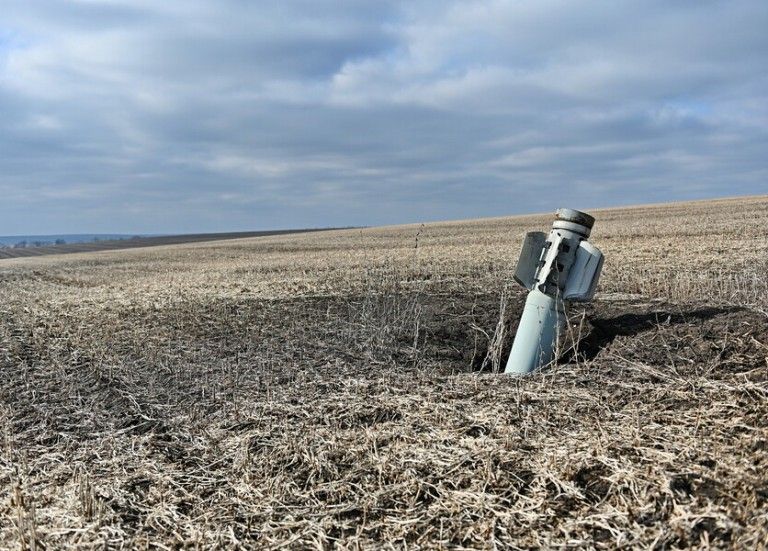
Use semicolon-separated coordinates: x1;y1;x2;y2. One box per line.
504;208;600;376
503;289;565;375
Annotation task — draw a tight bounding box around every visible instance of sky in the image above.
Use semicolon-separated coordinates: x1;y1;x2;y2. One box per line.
0;0;766;235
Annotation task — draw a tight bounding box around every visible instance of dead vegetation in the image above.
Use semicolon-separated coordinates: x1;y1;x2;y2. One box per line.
0;195;767;549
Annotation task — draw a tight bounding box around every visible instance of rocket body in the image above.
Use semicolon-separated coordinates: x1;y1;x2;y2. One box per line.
504;289;565;375
504;208;603;376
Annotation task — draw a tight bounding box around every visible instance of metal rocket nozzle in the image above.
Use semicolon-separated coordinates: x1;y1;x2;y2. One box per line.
553;208;595;238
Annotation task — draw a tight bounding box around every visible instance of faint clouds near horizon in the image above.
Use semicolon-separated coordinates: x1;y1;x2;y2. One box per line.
0;0;766;234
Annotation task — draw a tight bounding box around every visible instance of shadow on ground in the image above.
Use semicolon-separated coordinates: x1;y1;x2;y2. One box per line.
562;306;746;363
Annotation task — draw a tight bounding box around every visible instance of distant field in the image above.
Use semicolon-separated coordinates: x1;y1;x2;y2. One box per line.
0;228;340;259
1;195;766;548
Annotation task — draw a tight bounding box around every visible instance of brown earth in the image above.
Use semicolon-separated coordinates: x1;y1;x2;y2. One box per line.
0;195;767;549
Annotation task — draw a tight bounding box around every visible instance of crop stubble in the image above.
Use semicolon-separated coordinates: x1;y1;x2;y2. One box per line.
0;195;767;549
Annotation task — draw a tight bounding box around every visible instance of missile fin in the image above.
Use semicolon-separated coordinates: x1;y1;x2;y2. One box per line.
563;240;604;301
514;231;547;290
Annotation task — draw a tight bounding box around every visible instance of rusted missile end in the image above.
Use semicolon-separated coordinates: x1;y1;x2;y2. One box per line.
553;208;595;237
556;208;595;228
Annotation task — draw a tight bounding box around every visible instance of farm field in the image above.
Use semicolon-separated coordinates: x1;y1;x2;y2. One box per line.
0;229;338;260
1;195;767;549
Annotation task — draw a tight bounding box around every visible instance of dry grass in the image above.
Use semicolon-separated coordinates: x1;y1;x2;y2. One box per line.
0;195;767;549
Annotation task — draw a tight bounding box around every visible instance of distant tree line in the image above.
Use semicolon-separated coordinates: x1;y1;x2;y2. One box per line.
0;235;144;249
0;238;68;249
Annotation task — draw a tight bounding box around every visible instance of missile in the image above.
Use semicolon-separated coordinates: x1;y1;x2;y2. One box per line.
504;208;604;375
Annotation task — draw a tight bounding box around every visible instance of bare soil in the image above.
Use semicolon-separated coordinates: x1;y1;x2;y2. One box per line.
1;196;767;549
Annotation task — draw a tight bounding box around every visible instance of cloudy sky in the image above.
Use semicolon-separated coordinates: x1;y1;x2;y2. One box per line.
1;1;766;234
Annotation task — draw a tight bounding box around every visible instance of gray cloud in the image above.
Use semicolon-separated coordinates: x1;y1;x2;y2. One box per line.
0;0;766;234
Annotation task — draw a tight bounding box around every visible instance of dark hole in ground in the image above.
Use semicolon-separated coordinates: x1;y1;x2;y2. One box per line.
571;463;613;504
669;472;721;501
411;292;525;373
112;290;761;379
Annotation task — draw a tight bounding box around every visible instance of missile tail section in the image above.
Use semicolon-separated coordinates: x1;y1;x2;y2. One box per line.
505;208;603;375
